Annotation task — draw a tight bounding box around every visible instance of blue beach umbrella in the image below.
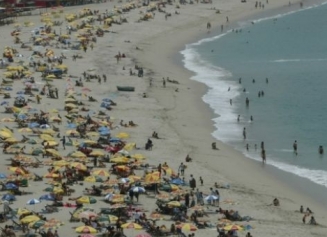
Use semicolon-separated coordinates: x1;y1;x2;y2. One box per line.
66;123;77;129
98;126;110;132
205;195;219;202
4;87;12;91
0;101;9;106
39;194;55;201
5;183;18;190
27;198;41;205
2;193;16;201
100;102;110;108
131;187;145;193
18;114;28;120
28;122;40;128
109;138;121;143
0;173;7;179
171;178;184;185
16;91;25;95
100;131;110;136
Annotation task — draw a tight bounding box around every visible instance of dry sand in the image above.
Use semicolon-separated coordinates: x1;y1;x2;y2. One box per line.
0;0;326;236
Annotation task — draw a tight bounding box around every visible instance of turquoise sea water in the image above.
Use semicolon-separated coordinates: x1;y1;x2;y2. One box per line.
181;3;327;190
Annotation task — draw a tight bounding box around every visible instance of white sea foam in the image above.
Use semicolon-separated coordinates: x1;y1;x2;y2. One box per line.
272;58;327;63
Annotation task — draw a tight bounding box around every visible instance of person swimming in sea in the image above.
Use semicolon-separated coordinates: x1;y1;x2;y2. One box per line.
319;146;324;155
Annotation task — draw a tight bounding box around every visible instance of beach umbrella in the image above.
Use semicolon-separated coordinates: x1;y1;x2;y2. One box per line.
149;213;163;220
70;162;87;170
18;128;32;133
223;225;243;231
110;157;129;164
39;193;55;201
92;169;110;177
177;223;197;231
2;193;16;201
167;201;181;207
30;147;45;155
69;152;87;159
40;124;50;129
131;187;146;193
84;176;103;183
28;122;40;128
16;208;31;215
75;226;97;233
21;215;40;224
76;196;97;204
96;214;118;223
8;167;26;175
40;134;55;141
42;129;56;135
66;129;79;136
170;178;184;185
144;172;160;183
103;179;119;186
89;150;105;157
131;154;145;160
27;198;41;205
78;211;97;219
205;195;219;202
115;132;129;139
0;173;7;179
66;123;77;128
121;222;142;230
45;149;61;158
86;132;99;137
109;203;127;209
53;160;70;167
1;118;15;123
0;130;12;139
5;183;18;190
43;173;59;179
80;235;94;237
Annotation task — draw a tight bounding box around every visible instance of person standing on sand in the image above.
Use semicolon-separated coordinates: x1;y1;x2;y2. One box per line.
243;127;246;140
60;136;66;150
179;162;186;176
293;140;298;155
163;78;166;88
261;149;266;163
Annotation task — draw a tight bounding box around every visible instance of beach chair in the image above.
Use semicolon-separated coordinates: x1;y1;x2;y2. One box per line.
12;220;23;231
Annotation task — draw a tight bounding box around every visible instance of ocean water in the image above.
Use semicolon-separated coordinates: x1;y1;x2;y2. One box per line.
181;3;327;189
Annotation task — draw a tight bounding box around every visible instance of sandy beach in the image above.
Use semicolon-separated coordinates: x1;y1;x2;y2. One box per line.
0;0;326;237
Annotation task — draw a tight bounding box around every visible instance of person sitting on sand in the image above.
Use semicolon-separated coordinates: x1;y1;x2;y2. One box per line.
152;131;159;139
309;216;317;225
273;198;280;206
185;154;192;162
300;205;304;213
212;142;219;150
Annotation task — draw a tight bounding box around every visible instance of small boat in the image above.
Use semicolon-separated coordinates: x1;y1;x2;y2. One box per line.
117;86;135;92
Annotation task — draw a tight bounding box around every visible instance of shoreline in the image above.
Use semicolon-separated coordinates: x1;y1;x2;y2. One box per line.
137;0;327;232
178;0;327;205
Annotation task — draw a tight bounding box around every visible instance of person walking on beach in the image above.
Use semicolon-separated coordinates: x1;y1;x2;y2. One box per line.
243;127;246;140
261;149;266;163
237;115;240;122
319;146;324;155
60;136;66;150
221;24;224;32
179;162;186;176
163;78;166;88
230;99;232;105
245;97;249;107
266;77;269;83
261;141;265;150
207;22;211;30
293;140;298;155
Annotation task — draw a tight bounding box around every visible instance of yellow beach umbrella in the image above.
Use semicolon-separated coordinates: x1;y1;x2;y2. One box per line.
92;169;110;177
167;201;182;207
177;223;198;231
45;149;61;157
70;162;87;170
121;222;142;230
76;196;97;204
123;143;136;151
0;130;12;139
115;132;129;139
110;157;129;164
44;172;59;178
86;132;99;137
1;118;15;122
131;154;145;160
42;129;56;135
5;137;19;143
40;134;55;141
69;151;86;159
66;129;79;136
65;103;77;108
223;225;244;231
83;140;97;145
21;215;40;224
75;225;97;233
64;98;76;103
16;208;31;215
53;160;70;167
18;128;32;133
89;150;105;157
